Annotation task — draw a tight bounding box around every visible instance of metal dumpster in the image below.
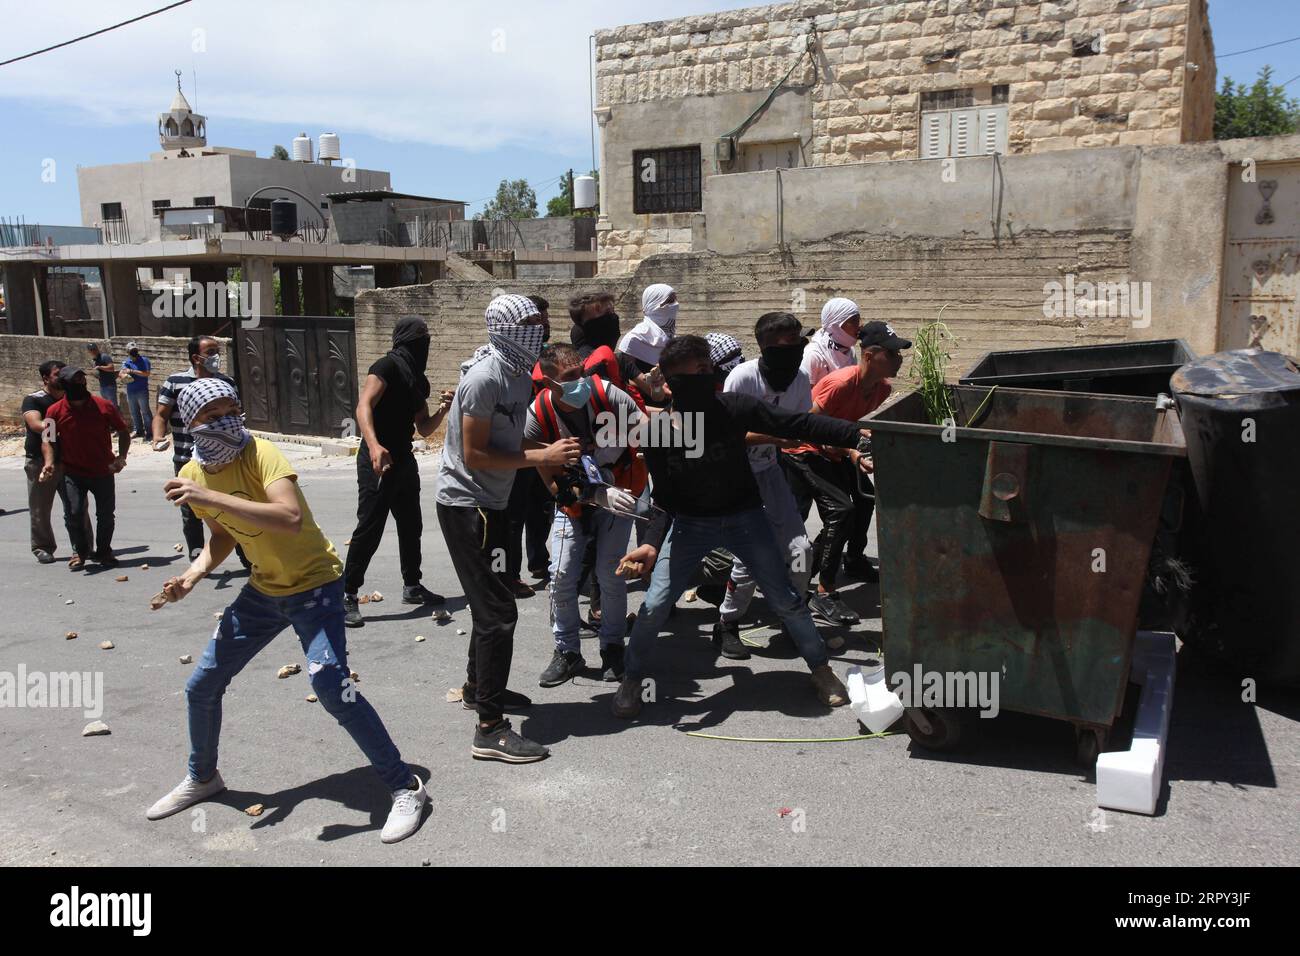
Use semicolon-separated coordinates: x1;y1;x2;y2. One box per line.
1172;349;1300;686
960;339;1196;396
865;386;1186;761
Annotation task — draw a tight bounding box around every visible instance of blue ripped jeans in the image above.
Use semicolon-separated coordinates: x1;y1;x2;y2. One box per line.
185;579;410;791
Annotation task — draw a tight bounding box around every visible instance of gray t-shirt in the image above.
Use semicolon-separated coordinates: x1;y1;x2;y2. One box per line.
436;352;534;510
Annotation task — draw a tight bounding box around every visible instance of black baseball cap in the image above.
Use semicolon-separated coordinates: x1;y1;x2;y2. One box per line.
858;321;912;350
57;366;86;384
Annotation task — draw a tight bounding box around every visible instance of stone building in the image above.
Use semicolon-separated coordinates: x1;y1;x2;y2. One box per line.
593;0;1216;275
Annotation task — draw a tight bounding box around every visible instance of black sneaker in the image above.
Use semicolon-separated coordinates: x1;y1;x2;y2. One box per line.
461;684;532;712
611;676;643;719
538;650;585;687
712;620;751;660
402;584;445;605
343;594;364;628
808;592;860;626
507;579;534;599
93;551;118;568
599;644;625;682
471;719;549;763
843;556;880;583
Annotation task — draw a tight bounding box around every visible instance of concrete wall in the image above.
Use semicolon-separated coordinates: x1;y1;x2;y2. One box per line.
354;226;1136;394
0;334;233;424
595;0;1213;273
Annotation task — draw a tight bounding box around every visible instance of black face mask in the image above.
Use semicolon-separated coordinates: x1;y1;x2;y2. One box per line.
759;343;805;392
66;381;90;401
583;312;621;350
665;373;718;411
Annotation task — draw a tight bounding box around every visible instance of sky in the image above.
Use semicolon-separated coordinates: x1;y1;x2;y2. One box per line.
0;0;1297;227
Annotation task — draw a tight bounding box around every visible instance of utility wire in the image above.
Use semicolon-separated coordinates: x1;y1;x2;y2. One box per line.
0;0;192;68
1216;35;1300;59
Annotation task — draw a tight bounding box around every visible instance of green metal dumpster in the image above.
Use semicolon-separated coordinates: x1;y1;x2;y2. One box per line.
865;386;1187;761
960;339;1196;396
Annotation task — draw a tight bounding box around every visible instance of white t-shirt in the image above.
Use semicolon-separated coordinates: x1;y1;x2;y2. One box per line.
800;330;856;386
723;358;814;474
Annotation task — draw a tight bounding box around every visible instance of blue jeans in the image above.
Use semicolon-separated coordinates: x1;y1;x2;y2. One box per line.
548;508;633;653
624;506;830;677
126;389;151;437
185;579;410;791
98;383;117;404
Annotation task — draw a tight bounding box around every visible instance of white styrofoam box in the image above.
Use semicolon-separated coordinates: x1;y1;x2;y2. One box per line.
1096;631;1177;815
846;665;905;734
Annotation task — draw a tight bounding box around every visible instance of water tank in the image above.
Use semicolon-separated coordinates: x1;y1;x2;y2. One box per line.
291;133;312;162
270;198;298;237
319;132;341;162
573;175;597;210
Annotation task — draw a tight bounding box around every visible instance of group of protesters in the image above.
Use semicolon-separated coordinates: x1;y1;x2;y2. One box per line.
18;291;909;846
20;336;238;570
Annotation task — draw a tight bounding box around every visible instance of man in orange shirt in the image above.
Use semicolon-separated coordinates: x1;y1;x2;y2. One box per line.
782;321;910;626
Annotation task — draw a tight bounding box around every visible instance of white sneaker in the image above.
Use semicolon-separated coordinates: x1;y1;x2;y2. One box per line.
381;775;428;844
146;770;226;820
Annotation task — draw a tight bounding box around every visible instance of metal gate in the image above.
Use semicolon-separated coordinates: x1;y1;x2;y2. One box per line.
236;315;358;437
1221;161;1300;355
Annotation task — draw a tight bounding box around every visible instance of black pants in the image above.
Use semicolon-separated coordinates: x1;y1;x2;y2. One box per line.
63;473;115;558
344;444;423;594
437;503;517;723
782;452;873;591
504;466;553;580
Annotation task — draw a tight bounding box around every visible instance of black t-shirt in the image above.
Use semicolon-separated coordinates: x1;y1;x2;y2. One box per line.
21;390;58;461
92;353;115;388
368;354;429;456
642;393;861;520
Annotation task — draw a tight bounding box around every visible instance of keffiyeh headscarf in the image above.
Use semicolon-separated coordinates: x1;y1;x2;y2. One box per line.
177;377;250;467
705;332;745;375
618;283;678;366
462;294;544;378
818;297;860;352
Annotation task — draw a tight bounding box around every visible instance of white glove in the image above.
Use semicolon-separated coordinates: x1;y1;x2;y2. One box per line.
594;486;638;517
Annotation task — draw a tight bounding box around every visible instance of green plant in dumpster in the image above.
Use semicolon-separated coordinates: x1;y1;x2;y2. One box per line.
908;315;958;426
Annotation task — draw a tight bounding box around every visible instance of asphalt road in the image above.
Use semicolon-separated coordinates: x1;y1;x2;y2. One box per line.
0;442;1296;866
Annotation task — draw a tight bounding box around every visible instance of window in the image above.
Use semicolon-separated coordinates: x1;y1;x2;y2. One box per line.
152;199;171;214
920;106;1009;158
193;196;215;207
100;202;123;221
248;197;273;211
632;146;702;214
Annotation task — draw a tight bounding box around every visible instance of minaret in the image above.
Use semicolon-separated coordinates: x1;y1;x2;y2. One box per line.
158;70;207;151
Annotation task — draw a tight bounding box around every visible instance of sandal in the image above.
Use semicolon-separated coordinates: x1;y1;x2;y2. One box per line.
68;555;85;571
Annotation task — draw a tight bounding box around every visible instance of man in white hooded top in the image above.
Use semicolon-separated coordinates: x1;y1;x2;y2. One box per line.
801;297;861;386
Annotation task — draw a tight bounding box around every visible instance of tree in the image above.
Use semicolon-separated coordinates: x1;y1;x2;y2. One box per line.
271;144;290;160
547;170;599;218
1215;66;1300;140
479;179;538;220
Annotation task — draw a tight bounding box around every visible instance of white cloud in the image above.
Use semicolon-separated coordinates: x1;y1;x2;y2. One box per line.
0;0;737;156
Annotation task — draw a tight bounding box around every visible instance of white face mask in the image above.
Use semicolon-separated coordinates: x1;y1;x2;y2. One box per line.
201;353;221;374
646;301;678;333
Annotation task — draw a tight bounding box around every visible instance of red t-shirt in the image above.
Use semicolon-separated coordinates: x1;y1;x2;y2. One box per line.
784;364;891;456
46;395;128;478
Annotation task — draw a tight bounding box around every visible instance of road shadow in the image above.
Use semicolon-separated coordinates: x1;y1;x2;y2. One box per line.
214;762;433;841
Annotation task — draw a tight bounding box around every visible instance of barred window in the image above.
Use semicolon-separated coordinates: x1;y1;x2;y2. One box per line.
193;196;216;207
632;146;702;214
152;199;171;214
100;202;123;221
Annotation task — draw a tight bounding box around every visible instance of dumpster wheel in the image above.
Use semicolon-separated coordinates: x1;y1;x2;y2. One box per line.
1074;727;1107;767
904;707;964;752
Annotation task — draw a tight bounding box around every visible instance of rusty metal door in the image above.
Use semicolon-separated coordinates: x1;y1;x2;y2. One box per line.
1221;161;1300;355
235;315;357;437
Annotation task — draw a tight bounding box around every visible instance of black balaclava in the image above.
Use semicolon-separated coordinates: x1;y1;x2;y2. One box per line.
759;343;805;392
665;372;717;411
388;316;431;398
582;311;621;351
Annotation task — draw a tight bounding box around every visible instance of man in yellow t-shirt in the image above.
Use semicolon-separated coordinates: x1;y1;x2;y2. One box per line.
143;378;427;845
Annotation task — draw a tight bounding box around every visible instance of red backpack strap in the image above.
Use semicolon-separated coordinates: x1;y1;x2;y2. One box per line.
533;390;560;442
588;374;613;416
